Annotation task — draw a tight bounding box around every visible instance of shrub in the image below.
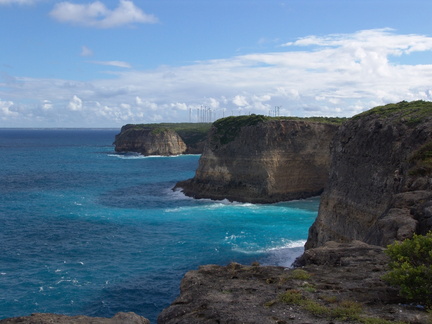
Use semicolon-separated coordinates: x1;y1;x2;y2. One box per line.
289;268;312;280
279;289;304;304
382;231;432;307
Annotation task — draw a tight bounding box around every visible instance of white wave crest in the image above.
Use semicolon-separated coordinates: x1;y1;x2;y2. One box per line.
229;239;306;255
108;153;200;159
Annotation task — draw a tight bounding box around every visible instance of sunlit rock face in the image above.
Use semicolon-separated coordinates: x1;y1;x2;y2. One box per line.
306;101;432;249
114;125;187;156
176;116;339;203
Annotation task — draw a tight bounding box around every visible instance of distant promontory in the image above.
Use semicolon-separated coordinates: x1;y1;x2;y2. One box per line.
113;123;211;155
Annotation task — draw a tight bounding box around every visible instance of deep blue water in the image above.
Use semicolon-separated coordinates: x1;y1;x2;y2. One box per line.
0;129;319;323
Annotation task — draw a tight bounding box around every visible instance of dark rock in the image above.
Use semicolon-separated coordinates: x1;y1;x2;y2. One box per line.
306;101;432;249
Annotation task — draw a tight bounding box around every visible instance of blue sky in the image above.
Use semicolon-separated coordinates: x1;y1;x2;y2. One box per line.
1;0;432;127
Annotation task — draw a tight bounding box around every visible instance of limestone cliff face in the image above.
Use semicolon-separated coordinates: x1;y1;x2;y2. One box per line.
176;116;339;203
306;101;432;249
114;125;187;156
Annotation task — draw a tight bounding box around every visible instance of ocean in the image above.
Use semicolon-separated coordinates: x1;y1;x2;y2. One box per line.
0;129;319;323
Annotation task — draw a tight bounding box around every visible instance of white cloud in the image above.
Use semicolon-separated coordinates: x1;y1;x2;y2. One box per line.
41;100;53;110
0;99;18;118
81;46;93;57
207;98;220;109
171;102;188;111
2;29;432;127
232;95;249;107
68;95;83;111
49;0;158;28
90;60;132;68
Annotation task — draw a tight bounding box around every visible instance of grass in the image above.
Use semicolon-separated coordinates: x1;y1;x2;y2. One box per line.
289;269;312;280
212;114;270;145
279;290;362;320
277;289;409;323
212;114;345;146
279;289;304;304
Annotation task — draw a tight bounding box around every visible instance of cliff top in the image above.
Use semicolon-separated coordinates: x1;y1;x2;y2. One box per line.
353;100;432;125
119;123;212;148
352;100;432;177
212;114;346;145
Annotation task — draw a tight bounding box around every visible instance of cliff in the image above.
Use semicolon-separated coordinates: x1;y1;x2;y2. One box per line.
306;100;432;249
175;115;341;203
113;123;211;155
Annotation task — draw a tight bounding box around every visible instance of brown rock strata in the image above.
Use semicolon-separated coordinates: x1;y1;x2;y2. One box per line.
114;125;187;156
176;118;339;203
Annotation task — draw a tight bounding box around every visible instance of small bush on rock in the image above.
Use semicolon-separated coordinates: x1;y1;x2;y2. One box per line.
383;231;432;308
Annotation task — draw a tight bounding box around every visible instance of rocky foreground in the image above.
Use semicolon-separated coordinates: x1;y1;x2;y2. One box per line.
158;242;431;324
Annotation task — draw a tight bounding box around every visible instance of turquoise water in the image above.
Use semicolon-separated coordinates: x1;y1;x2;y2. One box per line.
0;129;319;323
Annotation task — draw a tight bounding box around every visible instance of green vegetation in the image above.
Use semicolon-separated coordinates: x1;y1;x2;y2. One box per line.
279;289;304;304
382;231;432;308
278;290;362;321
353;100;432;125
277;290;405;323
289;269;312;280
212;114;270;145
212;114;346;146
409;141;432;176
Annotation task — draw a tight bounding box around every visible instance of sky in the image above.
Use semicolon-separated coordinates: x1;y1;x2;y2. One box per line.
1;0;432;128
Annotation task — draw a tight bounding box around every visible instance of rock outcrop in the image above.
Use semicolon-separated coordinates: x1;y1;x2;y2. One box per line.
114;125;187;156
113;123;211;155
306;100;432;249
158;242;430;324
0;312;150;324
176;115;340;203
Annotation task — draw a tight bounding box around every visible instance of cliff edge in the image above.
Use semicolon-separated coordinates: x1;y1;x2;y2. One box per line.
306;100;432;249
176;115;341;203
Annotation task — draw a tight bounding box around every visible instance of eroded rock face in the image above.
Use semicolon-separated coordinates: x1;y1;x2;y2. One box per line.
306;101;432;249
0;312;150;324
176;118;339;203
114;125;187;156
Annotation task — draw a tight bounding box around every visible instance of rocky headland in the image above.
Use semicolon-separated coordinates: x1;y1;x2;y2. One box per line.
113;123;211;155
306;100;432;249
175;115;342;203
160;101;432;324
